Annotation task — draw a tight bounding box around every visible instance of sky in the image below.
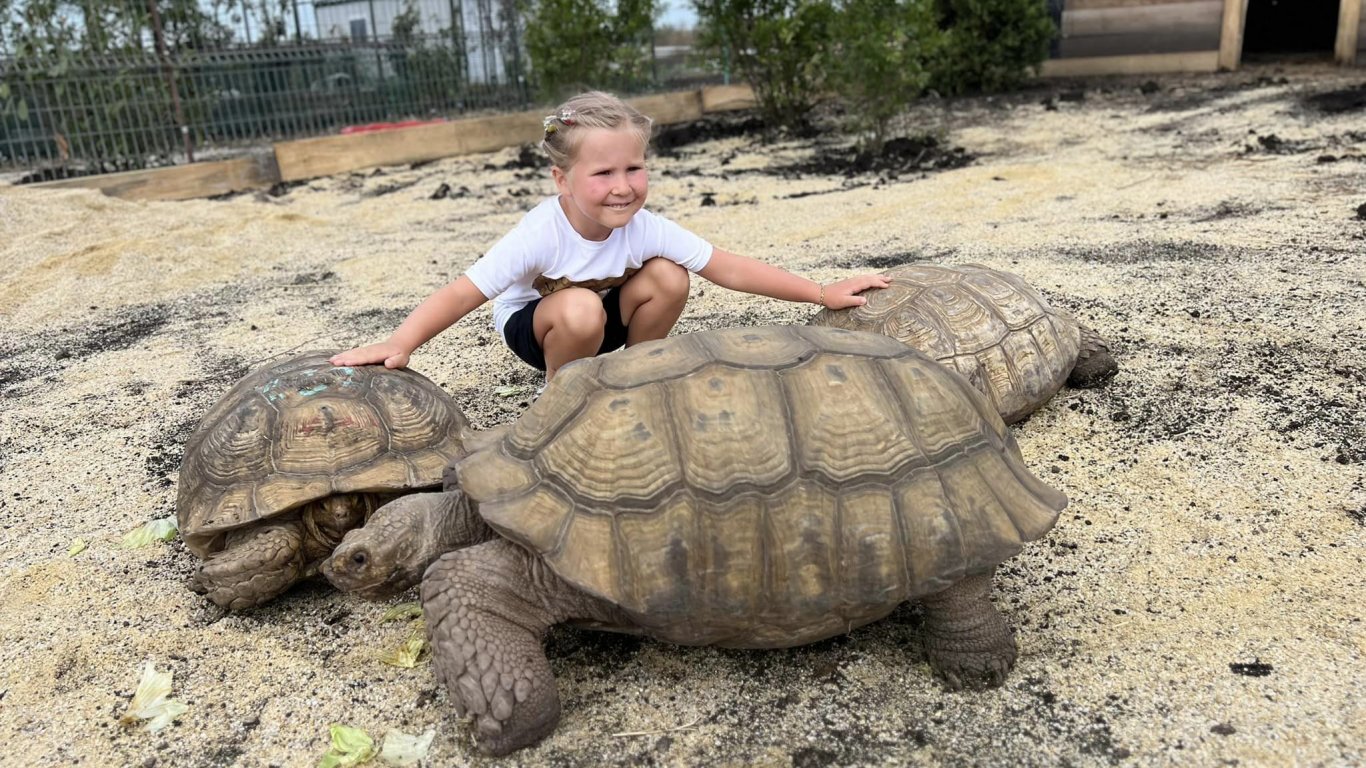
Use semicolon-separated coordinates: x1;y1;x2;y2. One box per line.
657;1;697;29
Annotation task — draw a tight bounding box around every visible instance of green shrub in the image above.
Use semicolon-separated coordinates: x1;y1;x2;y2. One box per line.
520;0;656;101
930;0;1056;95
694;0;836;133
826;0;941;149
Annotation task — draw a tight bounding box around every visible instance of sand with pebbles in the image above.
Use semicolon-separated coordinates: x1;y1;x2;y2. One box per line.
1;62;1363;767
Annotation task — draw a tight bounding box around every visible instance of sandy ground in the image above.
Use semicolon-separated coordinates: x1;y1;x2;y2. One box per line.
1;62;1363;767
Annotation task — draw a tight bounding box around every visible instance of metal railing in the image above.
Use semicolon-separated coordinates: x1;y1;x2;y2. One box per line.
1;36;529;173
0;0;708;176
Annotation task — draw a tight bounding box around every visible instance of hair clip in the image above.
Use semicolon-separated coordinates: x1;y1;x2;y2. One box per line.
543;108;577;136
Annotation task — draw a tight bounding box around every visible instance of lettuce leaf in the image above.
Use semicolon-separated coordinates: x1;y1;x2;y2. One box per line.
378;728;435;766
122;517;179;548
319;724;375;768
120;661;189;732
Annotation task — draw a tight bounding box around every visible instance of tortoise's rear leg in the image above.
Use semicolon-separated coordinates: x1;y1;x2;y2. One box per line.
421;538;571;756
1068;324;1119;388
919;569;1018;691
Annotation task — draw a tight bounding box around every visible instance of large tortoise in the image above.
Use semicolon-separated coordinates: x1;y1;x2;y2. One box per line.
176;352;470;610
323;325;1067;756
809;263;1118;424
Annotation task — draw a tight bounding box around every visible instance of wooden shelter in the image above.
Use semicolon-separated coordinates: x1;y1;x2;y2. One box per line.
1043;0;1364;76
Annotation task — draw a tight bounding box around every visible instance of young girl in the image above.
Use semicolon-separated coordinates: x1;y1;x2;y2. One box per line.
330;91;888;379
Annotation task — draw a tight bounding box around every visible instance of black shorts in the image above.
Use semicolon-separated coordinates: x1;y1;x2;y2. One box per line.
502;287;628;371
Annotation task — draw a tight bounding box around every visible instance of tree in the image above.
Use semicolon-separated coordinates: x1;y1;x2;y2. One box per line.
693;0;835;133
930;0;1055;95
519;0;657;101
825;0;941;149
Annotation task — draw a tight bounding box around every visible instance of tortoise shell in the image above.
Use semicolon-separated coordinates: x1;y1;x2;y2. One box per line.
177;352;469;557
451;326;1065;648
809;263;1082;424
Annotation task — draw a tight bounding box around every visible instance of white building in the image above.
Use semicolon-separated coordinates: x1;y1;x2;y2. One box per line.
313;0;516;83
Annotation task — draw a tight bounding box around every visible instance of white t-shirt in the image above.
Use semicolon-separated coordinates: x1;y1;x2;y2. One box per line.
465;196;714;335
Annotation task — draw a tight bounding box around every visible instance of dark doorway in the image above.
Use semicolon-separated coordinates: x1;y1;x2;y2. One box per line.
1243;0;1340;56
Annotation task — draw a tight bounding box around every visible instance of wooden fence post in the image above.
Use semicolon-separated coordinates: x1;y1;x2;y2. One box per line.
146;0;194;162
1218;0;1248;71
1337;0;1362;65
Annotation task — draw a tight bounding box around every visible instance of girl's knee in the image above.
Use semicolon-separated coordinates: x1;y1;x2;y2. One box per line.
537;288;607;337
639;258;690;298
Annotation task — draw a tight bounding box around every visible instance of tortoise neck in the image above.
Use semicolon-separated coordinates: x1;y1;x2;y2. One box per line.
300;493;383;560
448;492;495;548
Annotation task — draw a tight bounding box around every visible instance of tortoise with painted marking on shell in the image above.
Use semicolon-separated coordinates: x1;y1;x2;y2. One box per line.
809;263;1118;424
322;325;1066;756
176;351;470;611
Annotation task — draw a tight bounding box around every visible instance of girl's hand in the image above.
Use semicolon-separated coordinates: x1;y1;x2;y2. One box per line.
329;342;411;369
820;274;891;310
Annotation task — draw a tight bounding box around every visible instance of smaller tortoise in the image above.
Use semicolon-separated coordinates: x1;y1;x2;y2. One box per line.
323;325;1067;756
176;352;470;610
809;263;1117;424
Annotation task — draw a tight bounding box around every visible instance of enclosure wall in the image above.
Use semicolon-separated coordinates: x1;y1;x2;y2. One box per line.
1056;0;1224;59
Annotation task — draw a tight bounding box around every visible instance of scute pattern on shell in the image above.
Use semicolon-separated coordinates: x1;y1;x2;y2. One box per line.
453;326;1065;648
177;352;469;556
809;264;1082;424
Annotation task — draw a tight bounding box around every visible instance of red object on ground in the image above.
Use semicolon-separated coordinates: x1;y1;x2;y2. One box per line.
340;119;447;135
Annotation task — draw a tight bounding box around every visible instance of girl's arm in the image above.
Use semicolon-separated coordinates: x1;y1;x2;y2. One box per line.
330;275;489;368
697;248;889;309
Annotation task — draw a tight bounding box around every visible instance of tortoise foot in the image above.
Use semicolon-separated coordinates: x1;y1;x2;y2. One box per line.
193;522;307;611
919;570;1018;691
924;639;1016;691
422;542;562;756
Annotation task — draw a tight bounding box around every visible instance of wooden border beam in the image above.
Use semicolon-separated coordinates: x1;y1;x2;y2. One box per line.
273;90;709;183
1061;2;1224;38
700;84;758;112
1066;0;1197;8
272;109;545;182
1218;0;1248;71
1056;30;1221;59
1039;50;1220;77
32;153;279;201
1337;0;1361;65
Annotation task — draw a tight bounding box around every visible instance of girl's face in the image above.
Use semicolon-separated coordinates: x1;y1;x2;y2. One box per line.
552;126;648;241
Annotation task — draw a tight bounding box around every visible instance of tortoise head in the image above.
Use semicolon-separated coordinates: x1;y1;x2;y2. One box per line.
322;490;478;599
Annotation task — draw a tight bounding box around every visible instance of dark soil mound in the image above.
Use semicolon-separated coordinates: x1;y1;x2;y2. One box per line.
653;112;769;155
777;135;973;178
1301;83;1366;114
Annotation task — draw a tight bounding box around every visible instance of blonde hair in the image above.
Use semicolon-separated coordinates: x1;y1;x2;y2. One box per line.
541;91;653;170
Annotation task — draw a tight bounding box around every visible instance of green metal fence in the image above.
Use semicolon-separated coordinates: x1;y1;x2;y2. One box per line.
0;33;530;174
0;0;707;177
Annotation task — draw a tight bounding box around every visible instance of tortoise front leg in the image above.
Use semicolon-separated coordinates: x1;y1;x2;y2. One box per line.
190;520;308;611
919;568;1018;690
422;538;587;755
